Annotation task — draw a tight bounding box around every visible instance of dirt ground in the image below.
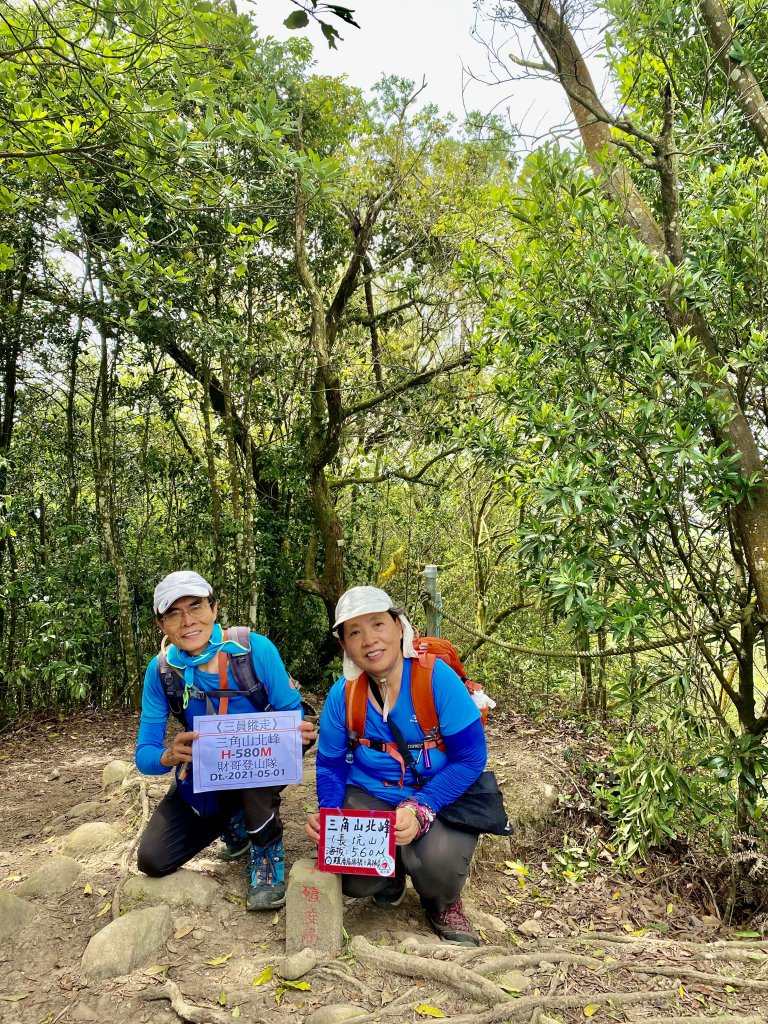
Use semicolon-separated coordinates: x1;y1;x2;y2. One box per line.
0;708;766;1024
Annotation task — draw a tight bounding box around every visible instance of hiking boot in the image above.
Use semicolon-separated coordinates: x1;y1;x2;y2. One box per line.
373;876;406;909
425;897;479;945
218;810;249;861
245;836;286;911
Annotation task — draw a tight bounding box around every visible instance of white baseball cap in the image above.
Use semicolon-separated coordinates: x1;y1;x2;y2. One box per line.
333;585;394;635
153;571;213;615
333;585;418;681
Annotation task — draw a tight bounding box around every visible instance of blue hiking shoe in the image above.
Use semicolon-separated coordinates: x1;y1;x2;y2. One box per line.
218;810;249;861
245;836;286;911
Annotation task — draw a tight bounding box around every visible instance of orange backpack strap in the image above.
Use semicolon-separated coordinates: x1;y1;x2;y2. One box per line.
410;653;445;750
345;673;369;739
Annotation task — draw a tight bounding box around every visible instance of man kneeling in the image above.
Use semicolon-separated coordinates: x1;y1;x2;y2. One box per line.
135;571;316;910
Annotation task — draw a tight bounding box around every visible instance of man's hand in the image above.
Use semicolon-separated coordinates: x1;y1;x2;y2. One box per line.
159;731;198;768
394;805;420;846
305;811;321;845
299;718;318;747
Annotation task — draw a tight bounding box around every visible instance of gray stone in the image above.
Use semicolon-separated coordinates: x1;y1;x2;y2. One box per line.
0;889;35;941
465;905;508;934
66;802;103;820
305;1006;367;1024
81;904;173;980
517;918;543;938
61;822;121;857
277;947;317;980
16;856;81;897
496;970;532;992
102;760;131;790
69;1002;100;1021
123;870;219;909
147;784;168;801
286;858;342;955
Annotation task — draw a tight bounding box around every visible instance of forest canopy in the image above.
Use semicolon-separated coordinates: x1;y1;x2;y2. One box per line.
3;0;768;897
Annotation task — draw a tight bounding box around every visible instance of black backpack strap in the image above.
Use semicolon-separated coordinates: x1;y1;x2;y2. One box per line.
225;626;270;711
157;647;187;727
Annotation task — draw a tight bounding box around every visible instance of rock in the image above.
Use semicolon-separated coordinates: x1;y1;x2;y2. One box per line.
517;918;543;938
48;768;60;781
81;904;173;980
465;905;508;934
102;760;131;790
277;947;317;980
65;802;103;820
305;1006;367;1024
16;856;81;897
123;870;219;909
285;858;343;955
0;889;35;941
69;1002;100;1021
496;970;532;992
147;784;167;801
61;822;121;857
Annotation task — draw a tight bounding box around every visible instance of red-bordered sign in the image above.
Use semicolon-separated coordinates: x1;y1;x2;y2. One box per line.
318;808;397;876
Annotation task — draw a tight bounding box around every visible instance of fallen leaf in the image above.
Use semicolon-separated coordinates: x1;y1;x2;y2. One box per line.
144;964;171;977
3;874;22;883
271;912;279;925
174;924;195;939
252;966;273;986
678;984;685;997
723;985;737;993
414;1005;446;1018
0;995;27;1002
206;952;233;966
583;1004;599;1017
218;990;227;1006
83;883;92;895
96;887;108;897
96;903;110;917
280;981;311;991
224;893;246;906
232;1008;241;1019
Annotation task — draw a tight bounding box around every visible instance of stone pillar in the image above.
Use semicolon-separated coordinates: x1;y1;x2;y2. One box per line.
285;858;343;954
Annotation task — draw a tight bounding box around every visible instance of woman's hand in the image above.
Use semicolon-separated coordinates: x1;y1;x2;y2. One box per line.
299;718;318;747
160;731;198;768
394;805;420;846
305;811;321;845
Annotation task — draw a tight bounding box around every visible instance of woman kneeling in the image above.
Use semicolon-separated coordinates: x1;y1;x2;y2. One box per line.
305;586;485;945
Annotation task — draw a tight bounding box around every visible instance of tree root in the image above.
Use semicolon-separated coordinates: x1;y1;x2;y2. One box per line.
349;935;508;1005
316;965;379;998
474;951;600;975
628;1017;764;1024
562;932;768;952
448;987;677;1024
144;980;243;1024
111;779;149;920
607;960;768;990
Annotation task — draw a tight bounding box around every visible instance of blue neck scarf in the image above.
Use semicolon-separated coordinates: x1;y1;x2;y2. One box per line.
165;624;250;706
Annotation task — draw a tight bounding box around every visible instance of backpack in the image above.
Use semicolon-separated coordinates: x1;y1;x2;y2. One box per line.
412;636;490;725
344;640;490;787
157;625;271;727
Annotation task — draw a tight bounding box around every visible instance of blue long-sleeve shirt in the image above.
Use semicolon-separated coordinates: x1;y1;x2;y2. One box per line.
136;632;301;775
316;657;486;812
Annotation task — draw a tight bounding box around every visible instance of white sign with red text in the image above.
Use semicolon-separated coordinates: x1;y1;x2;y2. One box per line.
191;711;302;792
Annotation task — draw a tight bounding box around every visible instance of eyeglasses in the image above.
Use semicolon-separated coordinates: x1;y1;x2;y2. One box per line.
159;599;211;625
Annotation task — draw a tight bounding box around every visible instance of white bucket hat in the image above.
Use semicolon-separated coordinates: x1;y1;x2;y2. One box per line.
333;585;418;683
154;571;213;615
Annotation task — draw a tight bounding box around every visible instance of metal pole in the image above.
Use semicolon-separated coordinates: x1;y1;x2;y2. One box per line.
423;565;442;637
